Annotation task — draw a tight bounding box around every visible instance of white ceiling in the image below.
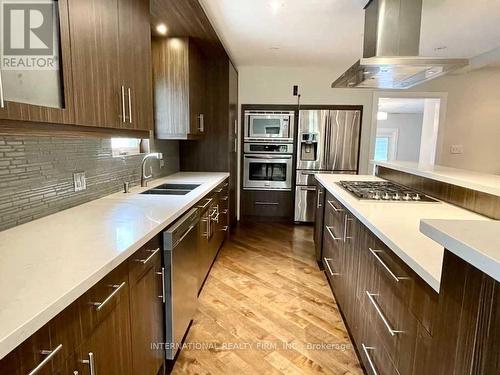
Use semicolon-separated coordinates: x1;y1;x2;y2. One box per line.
200;0;500;69
378;98;425;114
199;0;364;68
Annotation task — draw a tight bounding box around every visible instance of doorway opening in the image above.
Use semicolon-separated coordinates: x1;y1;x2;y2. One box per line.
370;92;446;170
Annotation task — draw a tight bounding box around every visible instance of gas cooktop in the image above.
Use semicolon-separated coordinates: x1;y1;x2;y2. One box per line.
338;181;439;202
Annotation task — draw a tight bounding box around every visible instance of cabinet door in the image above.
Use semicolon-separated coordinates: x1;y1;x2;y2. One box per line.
314;184;325;261
129;250;165;375
118;0;153;131
188;40;206;136
0;0;74;124
74;284;133;375
68;0;122;128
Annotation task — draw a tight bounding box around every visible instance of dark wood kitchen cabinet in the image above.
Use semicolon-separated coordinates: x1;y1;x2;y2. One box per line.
313;182;325;262
68;0;153;130
0;0;75;124
152;37;206;139
129;239;164;375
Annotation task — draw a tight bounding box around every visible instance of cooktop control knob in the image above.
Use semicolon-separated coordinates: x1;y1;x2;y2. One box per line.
413;194;421;201
403;193;412;201
393;193;401;200
383;192;391;200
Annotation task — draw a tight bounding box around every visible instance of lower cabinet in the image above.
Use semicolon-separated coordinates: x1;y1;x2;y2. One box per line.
321;193;438;375
129;242;165;375
313;182;325;262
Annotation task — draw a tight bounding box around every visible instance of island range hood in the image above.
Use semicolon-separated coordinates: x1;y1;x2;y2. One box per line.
332;0;469;89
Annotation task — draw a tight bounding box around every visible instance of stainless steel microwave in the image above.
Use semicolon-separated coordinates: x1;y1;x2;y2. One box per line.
244;110;295;142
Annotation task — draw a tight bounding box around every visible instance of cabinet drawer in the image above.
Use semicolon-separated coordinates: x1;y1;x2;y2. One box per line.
363;287;417;375
324;193;345;240
128;236;161;285
359;313;400;375
79;262;130;337
322;229;343;292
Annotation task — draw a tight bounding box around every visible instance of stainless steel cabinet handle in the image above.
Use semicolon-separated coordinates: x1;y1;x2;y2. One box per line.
127;87;133;124
317;190;323;208
220;226;229;232
199;198;213;209
325;226;342;241
27;344;63;375
366;291;402;336
221;195;229;201
343;215;353;242
0;70;4;108
327;200;343;212
223;183;229;188
369;248;408;283
362;344;378;375
300;187;316;191
214;188;223;193
82;352;96;375
120;86;126;123
175;225;196;247
93;282;126;311
255;202;279;206
156;267;166;303
323;258;339;276
198;114;204;132
134;247;160;264
222;209;228;214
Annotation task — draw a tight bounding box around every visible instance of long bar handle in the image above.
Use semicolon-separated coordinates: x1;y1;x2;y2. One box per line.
327;200;343;212
362;344;378;375
255;201;279;206
220;226;229;232
220;195;229;201
120;86;126;123
300;187;316;191
366;291;402;336
127;87;133;124
93;282;126;311
317;189;323;208
323;258;339;276
199;198;213;209
369;248;408;283
27;344;63;375
343;215;353;242
156;267;166;303
134;247;160;264
326;226;342;241
198;114;204;132
174;225;195;247
82;352;96;375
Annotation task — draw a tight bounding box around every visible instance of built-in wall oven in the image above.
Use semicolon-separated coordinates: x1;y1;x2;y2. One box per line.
243;143;293;191
244;110;295;142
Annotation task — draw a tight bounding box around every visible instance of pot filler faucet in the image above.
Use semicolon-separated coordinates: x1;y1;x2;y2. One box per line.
141;152;163;187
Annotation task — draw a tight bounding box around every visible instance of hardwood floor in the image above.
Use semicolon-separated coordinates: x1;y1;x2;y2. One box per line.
172;222;363;375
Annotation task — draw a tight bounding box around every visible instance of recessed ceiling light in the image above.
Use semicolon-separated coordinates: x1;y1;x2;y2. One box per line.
156;23;168;35
270;0;284;14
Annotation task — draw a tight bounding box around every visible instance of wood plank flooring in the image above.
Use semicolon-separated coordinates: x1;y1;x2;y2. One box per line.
172;222;363;375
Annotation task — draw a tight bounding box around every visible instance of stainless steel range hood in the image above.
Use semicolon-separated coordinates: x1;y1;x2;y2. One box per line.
332;0;469;89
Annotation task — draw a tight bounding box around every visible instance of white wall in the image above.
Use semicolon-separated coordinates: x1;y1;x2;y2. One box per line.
238;66;374;173
377;113;424;162
412;66;500;174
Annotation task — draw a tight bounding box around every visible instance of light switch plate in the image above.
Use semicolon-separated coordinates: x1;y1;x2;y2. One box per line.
73;172;87;192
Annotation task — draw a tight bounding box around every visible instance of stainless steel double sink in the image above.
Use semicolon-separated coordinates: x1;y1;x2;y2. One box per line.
141;183;201;196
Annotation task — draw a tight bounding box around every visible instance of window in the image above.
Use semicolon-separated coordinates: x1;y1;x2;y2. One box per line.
111;138;141;157
374;137;390;161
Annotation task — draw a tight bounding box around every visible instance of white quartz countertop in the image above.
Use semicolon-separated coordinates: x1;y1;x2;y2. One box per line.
374;161;500;197
0;172;229;360
420;220;500;283
315;173;489;293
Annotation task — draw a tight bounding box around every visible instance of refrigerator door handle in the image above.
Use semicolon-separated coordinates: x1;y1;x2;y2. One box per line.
323;115;331;169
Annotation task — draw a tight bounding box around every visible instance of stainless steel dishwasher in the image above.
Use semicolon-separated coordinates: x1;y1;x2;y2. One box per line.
163;207;199;360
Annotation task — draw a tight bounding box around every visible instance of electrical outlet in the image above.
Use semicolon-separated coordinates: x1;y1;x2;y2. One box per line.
450;145;464;154
73;172;87;192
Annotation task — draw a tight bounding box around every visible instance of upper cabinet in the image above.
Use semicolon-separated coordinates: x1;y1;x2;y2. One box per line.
0;0;74;124
0;0;153;132
152;37;206;140
68;0;153;131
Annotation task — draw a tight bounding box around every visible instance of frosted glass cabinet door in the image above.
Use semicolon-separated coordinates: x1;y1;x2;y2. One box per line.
0;0;74;123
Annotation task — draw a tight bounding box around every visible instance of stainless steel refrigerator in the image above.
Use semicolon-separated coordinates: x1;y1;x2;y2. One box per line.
295;109;361;222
